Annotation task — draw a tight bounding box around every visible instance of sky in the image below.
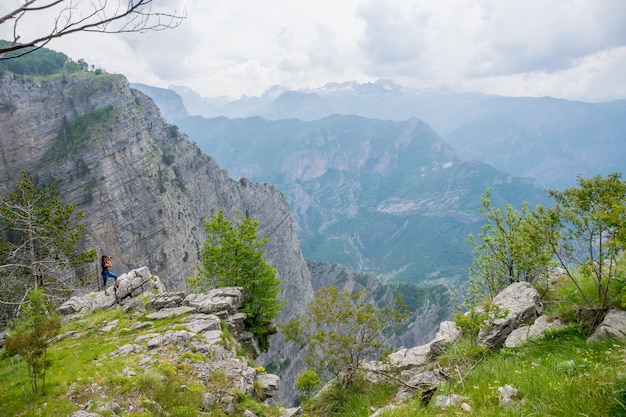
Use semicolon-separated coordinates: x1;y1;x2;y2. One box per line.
2;0;626;102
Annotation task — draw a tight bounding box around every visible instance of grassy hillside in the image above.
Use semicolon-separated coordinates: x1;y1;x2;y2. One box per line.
0;300;283;417
301;261;626;417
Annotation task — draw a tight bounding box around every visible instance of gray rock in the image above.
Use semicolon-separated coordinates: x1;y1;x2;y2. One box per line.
478;282;543;349
107;343;146;357
281;407;302;417
254;373;280;401
147;330;195;349
432;394;470;409
370;405;398;416
58;268;165;314
183;287;245;314
145;306;195;319
130;321;153;330
394;369;446;403
505;315;564;348
184;314;221;333
146;291;186;310
387;343;432;371
498;384;519;407
588;309;626;342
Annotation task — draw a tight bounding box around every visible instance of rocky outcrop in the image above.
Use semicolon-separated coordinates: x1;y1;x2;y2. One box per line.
58;276;280;415
362;282;555;415
59;267;165;314
477;282;543;349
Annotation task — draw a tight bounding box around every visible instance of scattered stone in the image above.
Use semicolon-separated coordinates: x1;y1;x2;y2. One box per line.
130;321;153;330
107;344;146;357
69;412;99;417
244;410;258;417
432;394;470;409
370;404;397;416
99;319;119;333
281;407;302;417
498;384;519;407
505;315;564;348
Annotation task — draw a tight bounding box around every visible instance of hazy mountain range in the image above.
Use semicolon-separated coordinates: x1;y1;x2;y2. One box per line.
134;83;559;286
137;80;626;190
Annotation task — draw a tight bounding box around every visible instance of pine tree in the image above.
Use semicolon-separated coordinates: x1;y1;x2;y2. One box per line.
188;210;283;351
0;172;96;321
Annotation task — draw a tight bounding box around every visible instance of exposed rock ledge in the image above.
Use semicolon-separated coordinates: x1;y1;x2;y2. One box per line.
58;267;281;415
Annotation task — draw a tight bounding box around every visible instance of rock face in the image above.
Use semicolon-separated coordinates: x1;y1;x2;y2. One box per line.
0;71;314;403
0;72;313;315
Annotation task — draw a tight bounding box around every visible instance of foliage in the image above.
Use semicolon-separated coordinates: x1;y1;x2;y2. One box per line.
295;368;321;414
454;302;507;345
187;210;283;351
0;39;88;75
42;106;119;164
462;189;557;307
546;172;626;309
0;172;96;322
3;288;61;394
283;285;411;387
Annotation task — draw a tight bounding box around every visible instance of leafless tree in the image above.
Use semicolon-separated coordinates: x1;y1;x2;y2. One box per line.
0;0;186;59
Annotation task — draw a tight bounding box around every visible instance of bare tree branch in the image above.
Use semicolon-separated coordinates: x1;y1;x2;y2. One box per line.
1;0;186;59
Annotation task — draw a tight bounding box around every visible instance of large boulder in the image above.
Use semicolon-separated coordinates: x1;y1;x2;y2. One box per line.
478;282;543;349
58;267;165;315
183;287;245;315
588;309;626;342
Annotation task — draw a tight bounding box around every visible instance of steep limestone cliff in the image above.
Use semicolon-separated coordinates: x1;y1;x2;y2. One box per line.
0;71;313;323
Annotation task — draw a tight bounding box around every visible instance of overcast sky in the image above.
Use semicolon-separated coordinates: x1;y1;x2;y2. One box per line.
2;0;626;102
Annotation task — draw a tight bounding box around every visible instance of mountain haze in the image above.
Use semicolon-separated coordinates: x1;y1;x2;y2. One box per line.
173;114;548;285
151;80;626;189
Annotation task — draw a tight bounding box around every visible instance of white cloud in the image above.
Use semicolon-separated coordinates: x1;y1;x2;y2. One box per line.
1;0;625;101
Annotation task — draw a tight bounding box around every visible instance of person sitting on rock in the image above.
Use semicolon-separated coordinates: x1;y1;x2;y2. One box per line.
101;254;119;295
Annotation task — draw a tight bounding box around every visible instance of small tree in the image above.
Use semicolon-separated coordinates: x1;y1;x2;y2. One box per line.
283;285;410;387
546;173;626;309
295;368;321;415
187;210;283;351
4;288;61;394
0;0;186;59
462;189;557;307
0;172;96;321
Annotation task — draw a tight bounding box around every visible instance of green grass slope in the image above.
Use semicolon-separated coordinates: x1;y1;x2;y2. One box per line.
0;301;283;417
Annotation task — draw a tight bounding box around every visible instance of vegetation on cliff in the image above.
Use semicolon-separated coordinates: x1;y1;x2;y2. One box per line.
0;172;96;324
188;210;284;351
